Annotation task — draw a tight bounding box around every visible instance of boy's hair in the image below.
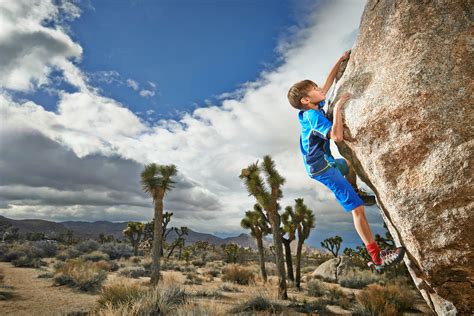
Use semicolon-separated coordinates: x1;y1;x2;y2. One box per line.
287;79;318;110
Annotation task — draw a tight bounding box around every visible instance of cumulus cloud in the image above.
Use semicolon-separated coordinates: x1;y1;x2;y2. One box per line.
0;0;384;243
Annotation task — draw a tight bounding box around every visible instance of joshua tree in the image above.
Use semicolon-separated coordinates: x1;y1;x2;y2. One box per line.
222;243;240;263
140;163;178;286
144;212;174;255
123;221;144;256
293;198;315;289
239;155;288;299
281;205;297;282
241;203;271;282
167;226;188;259
99;233;115;244
321;235;343;257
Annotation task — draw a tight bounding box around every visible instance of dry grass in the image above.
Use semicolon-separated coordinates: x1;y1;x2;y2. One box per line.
354;283;417;315
339;268;383;289
53;258;107;292
93;277;187;315
220;264;255;285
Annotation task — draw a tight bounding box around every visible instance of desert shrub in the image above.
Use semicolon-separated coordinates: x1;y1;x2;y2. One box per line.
1;243;36;262
119;266;149;278
0;244;8;259
37;272;55;278
97;279;148;308
326;286;351;308
54;258;107;292
0;285;15;300
2;249;26;262
193;289;225;299
288;298;329;314
95;279;186;315
307;279;326;297
229;292;283;314
218;282;241;292
354;284;417;315
184;273;203;285
31;240;58;258
0;267;15;300
339;269;382;289
82;251;110;262
174;301;226;316
75;239;100;253
221;264;255;285
99;242;133;260
12;255;45;268
95;260;119;272
55;247;82;261
161;260;181;271
204;267;220;278
191;259;206;267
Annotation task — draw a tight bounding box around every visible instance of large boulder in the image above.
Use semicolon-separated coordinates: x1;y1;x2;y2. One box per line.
332;1;473;314
311;256;353;283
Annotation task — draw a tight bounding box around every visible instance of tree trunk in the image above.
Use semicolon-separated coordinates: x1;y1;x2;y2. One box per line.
295;239;304;289
167;239;180;259
150;193;164;286
282;238;294;282
256;236;267;282
268;210;287;299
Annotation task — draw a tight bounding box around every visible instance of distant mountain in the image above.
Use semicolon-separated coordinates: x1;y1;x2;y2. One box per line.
0;215;69;236
0;215;320;254
61;220;128;239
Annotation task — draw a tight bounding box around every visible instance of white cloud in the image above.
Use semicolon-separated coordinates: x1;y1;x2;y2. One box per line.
139;89;155;98
0;0;381;241
126;78;139;91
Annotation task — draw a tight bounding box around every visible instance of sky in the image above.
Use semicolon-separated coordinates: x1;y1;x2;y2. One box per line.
0;0;385;250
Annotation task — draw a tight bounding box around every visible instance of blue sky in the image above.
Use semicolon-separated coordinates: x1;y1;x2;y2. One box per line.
18;0;319;121
0;0;381;250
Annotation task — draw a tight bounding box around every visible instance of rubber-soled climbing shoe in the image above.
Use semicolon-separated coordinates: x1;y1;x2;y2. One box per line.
368;247;406;273
355;188;377;206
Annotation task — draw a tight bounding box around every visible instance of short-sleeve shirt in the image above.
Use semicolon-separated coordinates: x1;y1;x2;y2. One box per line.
298;101;336;177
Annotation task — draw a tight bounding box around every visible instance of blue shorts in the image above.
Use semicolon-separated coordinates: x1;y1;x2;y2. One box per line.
311;159;364;212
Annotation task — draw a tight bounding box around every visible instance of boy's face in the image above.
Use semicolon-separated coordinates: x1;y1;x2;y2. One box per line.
300;86;325;109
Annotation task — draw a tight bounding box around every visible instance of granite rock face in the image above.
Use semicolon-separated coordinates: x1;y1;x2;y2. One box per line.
333;1;473;314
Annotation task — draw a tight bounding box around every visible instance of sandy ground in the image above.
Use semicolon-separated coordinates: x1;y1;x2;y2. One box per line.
0;258;432;315
0;261;98;316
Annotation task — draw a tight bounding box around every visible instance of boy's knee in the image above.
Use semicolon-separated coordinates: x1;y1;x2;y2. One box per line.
352;205;365;216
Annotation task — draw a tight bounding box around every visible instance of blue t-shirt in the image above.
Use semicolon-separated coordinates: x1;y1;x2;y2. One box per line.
298;101;336;177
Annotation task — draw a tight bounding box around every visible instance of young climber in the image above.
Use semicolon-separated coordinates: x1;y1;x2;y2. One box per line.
287;50;405;272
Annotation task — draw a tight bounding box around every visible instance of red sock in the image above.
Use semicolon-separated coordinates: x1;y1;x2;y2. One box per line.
366;241;382;265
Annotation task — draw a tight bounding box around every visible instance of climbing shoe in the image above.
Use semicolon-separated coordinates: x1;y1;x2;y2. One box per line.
354;188;377;206
368;247;406;273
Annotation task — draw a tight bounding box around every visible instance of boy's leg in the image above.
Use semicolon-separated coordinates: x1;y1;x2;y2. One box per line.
352;205;406;270
352;205;381;264
312;168;403;268
339;159;376;206
344;159;358;188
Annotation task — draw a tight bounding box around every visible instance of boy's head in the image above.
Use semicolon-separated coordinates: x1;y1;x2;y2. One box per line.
287;79;325;110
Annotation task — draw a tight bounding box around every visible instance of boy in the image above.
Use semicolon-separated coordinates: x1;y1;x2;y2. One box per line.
287;51;405;271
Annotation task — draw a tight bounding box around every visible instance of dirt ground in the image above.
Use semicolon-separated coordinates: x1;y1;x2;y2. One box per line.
0;258;432;315
0;261;98;316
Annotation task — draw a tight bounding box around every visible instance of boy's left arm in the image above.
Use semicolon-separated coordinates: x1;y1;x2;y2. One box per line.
321;50;351;95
